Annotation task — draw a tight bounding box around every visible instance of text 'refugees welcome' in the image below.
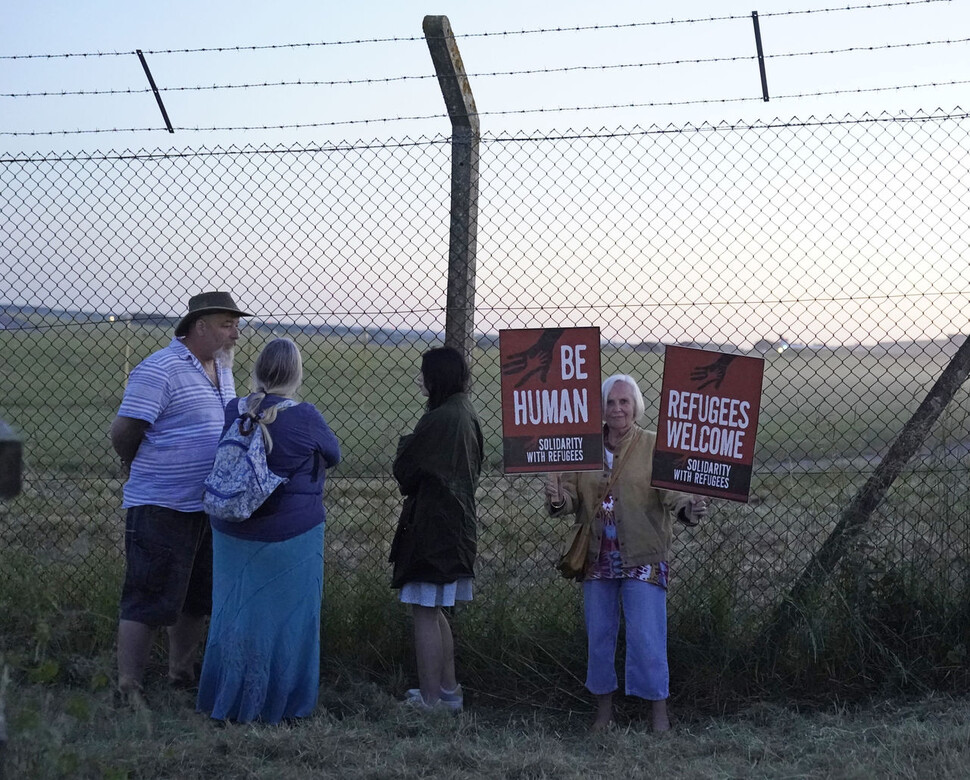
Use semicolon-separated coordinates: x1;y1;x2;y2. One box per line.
665;390;750;460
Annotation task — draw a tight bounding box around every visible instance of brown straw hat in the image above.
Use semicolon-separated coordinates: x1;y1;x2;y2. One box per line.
175;291;252;337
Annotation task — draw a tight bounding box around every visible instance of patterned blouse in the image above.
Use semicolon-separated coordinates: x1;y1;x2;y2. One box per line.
586;449;669;588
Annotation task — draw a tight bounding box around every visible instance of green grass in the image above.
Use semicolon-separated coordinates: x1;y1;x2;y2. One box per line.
5;323;969;476
3;322;970;707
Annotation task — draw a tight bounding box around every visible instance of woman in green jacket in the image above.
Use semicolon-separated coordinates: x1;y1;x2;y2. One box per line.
547;374;708;732
390;346;484;712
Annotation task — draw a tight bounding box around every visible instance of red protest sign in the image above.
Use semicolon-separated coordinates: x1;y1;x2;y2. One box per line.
651;346;764;502
499;327;603;474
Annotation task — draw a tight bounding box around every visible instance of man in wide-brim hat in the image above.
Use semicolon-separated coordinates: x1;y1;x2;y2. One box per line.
174;291;252;339
109;290;251;706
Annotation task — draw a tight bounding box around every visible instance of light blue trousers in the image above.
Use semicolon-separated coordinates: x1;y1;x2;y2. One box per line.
583;578;669;700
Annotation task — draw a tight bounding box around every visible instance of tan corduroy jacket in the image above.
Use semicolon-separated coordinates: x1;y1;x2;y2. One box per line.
549;425;695;568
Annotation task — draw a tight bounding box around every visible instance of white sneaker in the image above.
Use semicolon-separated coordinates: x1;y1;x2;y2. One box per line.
402;689;435;710
437;685;463;712
403;685;463;712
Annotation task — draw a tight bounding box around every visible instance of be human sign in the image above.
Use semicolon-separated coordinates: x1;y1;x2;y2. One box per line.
651;345;764;502
499;327;603;474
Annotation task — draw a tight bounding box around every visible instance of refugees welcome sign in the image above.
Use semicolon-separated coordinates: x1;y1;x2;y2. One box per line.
651;346;764;502
499;327;603;474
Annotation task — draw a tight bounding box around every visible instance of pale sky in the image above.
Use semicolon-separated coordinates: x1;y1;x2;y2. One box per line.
2;0;968;154
2;1;969;347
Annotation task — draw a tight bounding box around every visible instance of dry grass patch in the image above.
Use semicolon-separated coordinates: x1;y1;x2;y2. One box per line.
6;671;970;779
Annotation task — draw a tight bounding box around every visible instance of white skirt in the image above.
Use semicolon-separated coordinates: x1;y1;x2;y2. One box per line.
399;577;474;607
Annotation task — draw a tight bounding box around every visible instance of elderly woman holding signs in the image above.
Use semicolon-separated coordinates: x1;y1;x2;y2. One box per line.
546;373;709;732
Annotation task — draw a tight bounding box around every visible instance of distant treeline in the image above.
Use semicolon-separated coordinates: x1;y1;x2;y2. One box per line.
0;303;445;346
0;303;963;356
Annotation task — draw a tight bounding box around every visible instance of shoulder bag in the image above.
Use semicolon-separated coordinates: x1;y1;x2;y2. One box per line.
555;429;640;580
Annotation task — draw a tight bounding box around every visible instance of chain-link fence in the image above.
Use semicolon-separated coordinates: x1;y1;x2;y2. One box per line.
2;110;970;681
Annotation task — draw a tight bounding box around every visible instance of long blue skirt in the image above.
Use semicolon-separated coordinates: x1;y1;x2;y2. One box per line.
196;523;324;724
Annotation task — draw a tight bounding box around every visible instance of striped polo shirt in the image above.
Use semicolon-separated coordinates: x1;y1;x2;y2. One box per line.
119;337;236;512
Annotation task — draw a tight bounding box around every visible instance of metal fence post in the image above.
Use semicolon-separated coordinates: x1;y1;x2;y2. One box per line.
423;15;480;361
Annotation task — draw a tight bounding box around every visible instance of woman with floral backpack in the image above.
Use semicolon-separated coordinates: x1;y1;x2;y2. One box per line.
197;338;340;724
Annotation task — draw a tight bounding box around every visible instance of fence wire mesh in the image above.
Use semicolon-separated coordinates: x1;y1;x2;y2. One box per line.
2;110;970;652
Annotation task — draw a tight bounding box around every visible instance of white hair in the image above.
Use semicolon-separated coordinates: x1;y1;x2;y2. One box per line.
601;374;645;422
241;338;304;452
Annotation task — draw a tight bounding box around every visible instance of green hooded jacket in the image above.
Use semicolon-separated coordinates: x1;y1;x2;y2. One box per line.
390;393;484;588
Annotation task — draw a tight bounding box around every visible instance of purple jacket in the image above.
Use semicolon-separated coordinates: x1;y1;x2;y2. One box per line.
209;394;341;542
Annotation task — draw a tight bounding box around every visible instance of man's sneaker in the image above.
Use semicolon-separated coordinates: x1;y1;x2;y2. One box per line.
404;685;463;712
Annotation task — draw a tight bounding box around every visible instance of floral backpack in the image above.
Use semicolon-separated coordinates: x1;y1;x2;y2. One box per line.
202;397;297;522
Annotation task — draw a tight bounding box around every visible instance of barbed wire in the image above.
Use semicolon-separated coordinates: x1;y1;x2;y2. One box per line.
479;78;970;119
0;137;450;164
0;113;445;137
0;0;951;60
1;109;966;164
3;80;967;139
484;110;970;143
4;35;968;99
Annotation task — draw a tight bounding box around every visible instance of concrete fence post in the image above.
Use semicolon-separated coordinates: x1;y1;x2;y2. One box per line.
423;15;480;363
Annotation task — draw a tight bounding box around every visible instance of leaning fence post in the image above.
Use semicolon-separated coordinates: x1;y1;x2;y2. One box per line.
759;332;970;658
423;15;480;362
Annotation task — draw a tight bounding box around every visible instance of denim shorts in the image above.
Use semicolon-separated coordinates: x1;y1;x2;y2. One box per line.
119;505;213;626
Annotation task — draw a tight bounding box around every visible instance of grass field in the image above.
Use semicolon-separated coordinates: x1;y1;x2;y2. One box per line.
6;677;970;779
2;321;970;711
5;322;969;474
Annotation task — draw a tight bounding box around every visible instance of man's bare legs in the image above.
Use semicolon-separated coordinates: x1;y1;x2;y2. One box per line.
117;619;155;694
118;612;207;698
167;612;207;683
